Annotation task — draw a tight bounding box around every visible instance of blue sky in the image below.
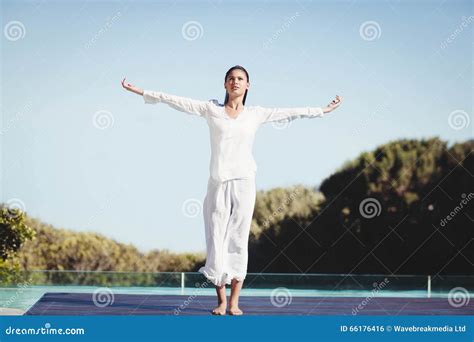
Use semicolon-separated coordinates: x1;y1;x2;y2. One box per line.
1;0;472;253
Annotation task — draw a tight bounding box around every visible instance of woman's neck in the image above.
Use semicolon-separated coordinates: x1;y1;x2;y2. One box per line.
226;97;244;109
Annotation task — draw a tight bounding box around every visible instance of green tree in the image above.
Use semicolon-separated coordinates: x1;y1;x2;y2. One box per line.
0;205;35;283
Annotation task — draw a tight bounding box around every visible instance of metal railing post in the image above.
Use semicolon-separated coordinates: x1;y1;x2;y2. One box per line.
427;275;431;298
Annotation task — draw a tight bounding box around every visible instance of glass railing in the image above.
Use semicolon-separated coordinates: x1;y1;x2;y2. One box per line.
1;270;473;293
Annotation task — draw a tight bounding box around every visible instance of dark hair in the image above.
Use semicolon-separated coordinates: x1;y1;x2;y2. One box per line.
224;65;249;105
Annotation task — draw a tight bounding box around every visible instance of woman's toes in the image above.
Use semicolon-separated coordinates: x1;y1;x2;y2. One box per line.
211;304;227;315
228;307;243;315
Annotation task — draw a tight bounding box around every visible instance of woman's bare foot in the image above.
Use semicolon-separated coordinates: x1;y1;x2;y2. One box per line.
229;278;244;315
212;302;227;315
212;284;227;315
228;303;243;315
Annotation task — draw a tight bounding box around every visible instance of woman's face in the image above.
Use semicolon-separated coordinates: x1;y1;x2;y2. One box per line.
224;69;249;99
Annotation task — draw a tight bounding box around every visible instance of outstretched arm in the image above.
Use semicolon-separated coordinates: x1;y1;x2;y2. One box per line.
258;95;343;124
121;78;210;118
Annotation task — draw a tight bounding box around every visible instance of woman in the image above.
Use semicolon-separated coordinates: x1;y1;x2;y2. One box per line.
122;65;342;315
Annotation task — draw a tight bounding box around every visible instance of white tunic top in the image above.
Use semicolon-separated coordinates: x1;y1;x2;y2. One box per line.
143;90;326;182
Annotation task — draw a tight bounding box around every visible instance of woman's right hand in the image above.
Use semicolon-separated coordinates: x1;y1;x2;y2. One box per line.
323;95;342;113
121;77;144;95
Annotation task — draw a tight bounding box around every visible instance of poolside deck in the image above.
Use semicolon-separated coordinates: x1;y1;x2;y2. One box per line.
24;292;474;315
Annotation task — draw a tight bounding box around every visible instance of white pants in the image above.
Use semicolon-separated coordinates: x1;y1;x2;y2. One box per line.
198;176;257;286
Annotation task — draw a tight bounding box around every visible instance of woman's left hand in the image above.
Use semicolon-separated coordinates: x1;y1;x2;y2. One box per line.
323;95;342;113
121;77;144;95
